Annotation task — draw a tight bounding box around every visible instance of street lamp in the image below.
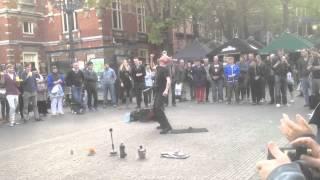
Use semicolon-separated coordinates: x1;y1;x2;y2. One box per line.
50;0;87;63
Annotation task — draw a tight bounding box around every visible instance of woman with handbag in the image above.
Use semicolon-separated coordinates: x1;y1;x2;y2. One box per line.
47;66;64;116
35;69;48;116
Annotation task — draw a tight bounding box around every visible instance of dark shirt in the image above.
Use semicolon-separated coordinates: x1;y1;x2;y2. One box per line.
3;73;20;95
310;57;320;79
21;71;37;93
154;66;169;93
131;65;146;84
265;60;275;77
66;70;84;87
83;69;98;89
209;63;224;80
192;65;207;87
273;61;289;78
297;57;310;78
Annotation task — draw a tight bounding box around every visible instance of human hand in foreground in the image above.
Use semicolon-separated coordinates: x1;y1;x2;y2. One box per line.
280;114;314;142
256;142;291;180
291;137;320;170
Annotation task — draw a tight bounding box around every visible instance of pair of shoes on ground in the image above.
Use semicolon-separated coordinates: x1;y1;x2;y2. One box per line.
52;112;64;116
9;122;20;127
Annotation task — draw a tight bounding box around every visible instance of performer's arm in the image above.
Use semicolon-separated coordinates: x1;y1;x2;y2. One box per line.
163;76;171;96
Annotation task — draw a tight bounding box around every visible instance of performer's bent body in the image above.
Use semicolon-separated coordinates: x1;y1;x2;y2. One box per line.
154;55;172;134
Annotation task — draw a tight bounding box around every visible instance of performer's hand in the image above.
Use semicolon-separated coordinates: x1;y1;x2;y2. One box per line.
162;90;168;97
291;137;320;170
280;114;314;142
256;142;291;180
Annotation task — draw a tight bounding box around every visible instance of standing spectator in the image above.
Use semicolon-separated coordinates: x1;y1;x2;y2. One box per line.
224;56;240;104
132;58;147;109
0;70;9;122
248;55;264;105
66;62;85;114
192;59;207;103
287;67;295;103
238;55;249;102
265;55;276;104
273;56;289;107
21;63;42;121
47;66;64;116
168;61;177;106
186;62;194;100
101;63;117;108
174;59;187;102
308;50;320;107
119;59;132;106
35;69;48;117
203;58;211;102
84;62;98;111
145;64;154;105
297;49;311;107
209;56;224;103
1;64;21;126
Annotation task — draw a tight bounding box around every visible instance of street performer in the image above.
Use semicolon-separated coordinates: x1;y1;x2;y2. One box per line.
154;53;173;134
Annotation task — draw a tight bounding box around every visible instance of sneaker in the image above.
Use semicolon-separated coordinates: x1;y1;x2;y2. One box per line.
276;104;281;108
218;100;223;103
14;122;21;125
58;112;64;115
290;99;295;103
35;118;43;121
52;113;57;116
9;123;14;127
156;126;164;130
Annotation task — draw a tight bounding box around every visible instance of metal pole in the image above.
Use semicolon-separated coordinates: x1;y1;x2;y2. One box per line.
67;8;75;64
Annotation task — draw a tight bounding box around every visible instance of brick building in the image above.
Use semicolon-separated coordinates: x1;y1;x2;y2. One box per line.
0;0;150;73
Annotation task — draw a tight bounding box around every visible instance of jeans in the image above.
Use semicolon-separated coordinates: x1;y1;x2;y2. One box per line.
23;91;40;120
6;95;18;124
71;86;85;112
211;79;223;102
275;76;287;105
103;83;116;105
51;96;63;115
267;76;275;103
300;78;310;106
1;98;9;120
226;81;240;103
86;86;98;109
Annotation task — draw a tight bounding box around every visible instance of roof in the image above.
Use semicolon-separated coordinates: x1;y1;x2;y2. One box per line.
259;32;314;54
174;40;211;61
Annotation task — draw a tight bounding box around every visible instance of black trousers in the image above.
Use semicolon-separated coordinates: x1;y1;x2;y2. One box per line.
37;101;48;115
87;86;98;109
205;80;210;101
18;94;24;119
267;76;275;103
135;82;148;108
1;98;9;120
168;82;176;105
154;93;171;129
250;79;263;104
120;86;131;104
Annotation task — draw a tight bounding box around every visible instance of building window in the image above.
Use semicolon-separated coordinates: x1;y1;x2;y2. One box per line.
112;0;122;30
22;52;39;71
23;22;34;34
62;12;78;33
137;1;146;33
138;49;148;63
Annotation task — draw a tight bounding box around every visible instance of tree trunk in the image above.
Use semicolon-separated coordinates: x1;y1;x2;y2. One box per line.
282;0;290;31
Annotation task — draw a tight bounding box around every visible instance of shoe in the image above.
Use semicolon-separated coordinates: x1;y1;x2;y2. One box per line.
218;100;223;103
172;104;176;107
59;112;64;115
268;101;274;105
304;104;309;107
276;104;281;108
286;104;291;107
93;108;98;111
290;99;295;103
52;113;57;116
35;118;43;121
9;123;14;127
160;127;172;134
113;104;117;108
156;126;164;130
14;122;21;125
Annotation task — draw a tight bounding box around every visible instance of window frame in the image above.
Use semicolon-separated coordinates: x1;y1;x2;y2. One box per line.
137;1;146;33
22;22;34;35
112;0;123;30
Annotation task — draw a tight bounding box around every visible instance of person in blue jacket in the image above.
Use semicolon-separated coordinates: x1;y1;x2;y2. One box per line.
224;56;240;104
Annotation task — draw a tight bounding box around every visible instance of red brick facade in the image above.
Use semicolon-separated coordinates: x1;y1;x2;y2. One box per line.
0;0;150;73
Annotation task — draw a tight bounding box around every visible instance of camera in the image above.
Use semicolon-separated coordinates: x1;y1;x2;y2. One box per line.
267;145;312;161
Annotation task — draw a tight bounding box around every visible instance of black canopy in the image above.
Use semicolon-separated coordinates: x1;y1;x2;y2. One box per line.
207;38;258;58
174;40;211;61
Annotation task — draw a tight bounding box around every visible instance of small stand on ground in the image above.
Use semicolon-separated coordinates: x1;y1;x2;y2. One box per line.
109;128;117;156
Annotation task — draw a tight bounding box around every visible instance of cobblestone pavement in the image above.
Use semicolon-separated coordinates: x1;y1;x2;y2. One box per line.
0;97;311;180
